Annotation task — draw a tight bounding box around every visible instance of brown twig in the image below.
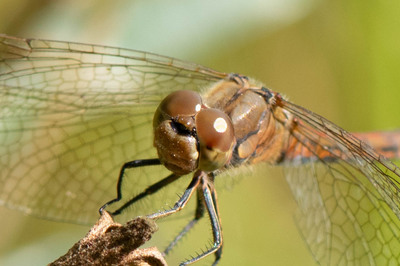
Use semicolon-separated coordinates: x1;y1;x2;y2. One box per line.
49;212;167;266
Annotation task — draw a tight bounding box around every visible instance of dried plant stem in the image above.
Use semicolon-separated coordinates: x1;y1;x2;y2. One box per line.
50;212;167;266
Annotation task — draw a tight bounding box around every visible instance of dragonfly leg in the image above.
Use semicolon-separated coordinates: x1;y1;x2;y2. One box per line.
163;186;206;256
99;158;162;214
110;172;182;216
178;173;223;265
148;171;222;265
147;171;201;220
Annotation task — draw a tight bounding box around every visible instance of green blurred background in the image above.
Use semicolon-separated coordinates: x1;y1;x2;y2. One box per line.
0;0;399;265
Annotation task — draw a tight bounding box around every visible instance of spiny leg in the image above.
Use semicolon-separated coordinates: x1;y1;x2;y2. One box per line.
99;158;183;215
180;173;223;266
104;167;223;265
163;185;206;256
209;177;223;265
111;172;182;216
147;171;202;220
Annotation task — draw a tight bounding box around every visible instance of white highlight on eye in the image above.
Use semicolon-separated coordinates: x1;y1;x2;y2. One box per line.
195;103;201;112
214;117;227;133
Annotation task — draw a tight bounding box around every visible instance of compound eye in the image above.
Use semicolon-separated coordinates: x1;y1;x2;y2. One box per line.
196;108;235;171
158;90;202;117
153;90;203;175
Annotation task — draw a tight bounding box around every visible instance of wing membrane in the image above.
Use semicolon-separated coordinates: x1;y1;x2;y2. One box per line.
279;99;400;264
0;35;227;224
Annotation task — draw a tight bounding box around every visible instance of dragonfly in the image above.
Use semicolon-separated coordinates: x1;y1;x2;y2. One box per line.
1;34;400;265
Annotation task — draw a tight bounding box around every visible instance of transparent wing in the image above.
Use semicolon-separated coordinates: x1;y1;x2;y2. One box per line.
278;98;400;264
0;35;227;224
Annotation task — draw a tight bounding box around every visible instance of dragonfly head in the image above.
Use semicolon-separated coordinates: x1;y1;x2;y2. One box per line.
153;90;235;175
